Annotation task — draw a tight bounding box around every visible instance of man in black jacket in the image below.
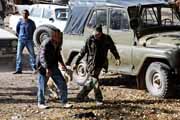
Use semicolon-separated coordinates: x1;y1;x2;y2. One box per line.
36;29;72;109
73;25;120;105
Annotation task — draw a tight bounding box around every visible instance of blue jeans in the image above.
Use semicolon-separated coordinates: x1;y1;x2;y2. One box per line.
37;66;68;104
16;40;36;72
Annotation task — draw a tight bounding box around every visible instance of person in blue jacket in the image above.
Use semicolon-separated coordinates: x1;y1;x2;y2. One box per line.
13;9;36;74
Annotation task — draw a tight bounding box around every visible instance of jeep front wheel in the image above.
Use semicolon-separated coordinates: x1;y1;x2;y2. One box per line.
145;62;173;98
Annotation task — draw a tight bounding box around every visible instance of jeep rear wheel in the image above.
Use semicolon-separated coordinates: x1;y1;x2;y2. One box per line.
145;62;173;98
72;60;88;86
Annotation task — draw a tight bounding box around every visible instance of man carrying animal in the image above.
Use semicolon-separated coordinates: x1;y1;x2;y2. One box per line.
73;24;121;106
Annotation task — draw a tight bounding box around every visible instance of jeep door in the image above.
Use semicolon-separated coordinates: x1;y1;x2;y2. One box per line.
42;7;68;31
29;5;43;27
84;8;108;39
41;8;53;26
108;7;134;74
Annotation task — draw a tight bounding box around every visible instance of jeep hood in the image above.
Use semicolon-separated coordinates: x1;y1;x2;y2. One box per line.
0;28;17;39
140;32;180;48
136;26;180;39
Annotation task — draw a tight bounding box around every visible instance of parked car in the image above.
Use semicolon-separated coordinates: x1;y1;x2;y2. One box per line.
33;0;180;98
0;0;17;59
0;28;17;58
9;4;69;32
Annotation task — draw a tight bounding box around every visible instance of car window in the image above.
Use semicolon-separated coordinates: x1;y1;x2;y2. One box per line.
0;1;2;11
87;9;107;28
110;9;129;30
42;8;52;18
30;7;42;17
55;8;68;20
0;17;3;27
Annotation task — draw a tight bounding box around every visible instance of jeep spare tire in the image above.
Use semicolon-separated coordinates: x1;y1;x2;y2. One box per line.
33;25;59;48
145;62;173;98
72;60;88;86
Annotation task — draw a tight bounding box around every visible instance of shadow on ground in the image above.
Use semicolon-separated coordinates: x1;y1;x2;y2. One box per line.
67;98;178;120
0;54;33;72
0;87;37;104
99;75;137;89
99;74;180;98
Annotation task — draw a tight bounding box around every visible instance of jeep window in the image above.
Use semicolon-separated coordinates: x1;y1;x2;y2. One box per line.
110;9;129;30
87;9;107;28
30;7;42;17
42;8;51;18
141;6;180;27
161;7;180;26
141;7;159;26
55;8;68;20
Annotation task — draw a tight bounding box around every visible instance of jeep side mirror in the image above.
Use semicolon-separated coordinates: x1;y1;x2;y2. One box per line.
130;18;139;30
49;18;54;22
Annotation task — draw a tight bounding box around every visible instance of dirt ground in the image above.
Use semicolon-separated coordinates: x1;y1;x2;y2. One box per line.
1;55;180;120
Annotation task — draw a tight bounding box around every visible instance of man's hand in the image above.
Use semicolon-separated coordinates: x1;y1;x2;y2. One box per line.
46;68;52;77
176;1;180;7
72;64;77;70
61;65;67;71
115;59;121;66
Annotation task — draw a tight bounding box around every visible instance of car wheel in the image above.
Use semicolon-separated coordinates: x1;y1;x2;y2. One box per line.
72;60;88;86
145;62;173;98
33;25;58;48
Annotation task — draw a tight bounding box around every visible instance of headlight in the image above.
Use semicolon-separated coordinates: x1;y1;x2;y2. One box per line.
11;40;17;47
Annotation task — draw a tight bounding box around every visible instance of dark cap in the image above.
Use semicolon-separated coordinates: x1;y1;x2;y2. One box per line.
95;24;102;32
22;9;29;16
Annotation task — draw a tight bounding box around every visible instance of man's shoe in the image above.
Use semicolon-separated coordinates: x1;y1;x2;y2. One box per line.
96;101;103;106
62;103;73;108
38;104;49;109
13;71;22;74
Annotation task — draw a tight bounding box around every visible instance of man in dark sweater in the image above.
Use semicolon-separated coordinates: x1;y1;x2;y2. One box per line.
73;24;121;105
36;29;72;109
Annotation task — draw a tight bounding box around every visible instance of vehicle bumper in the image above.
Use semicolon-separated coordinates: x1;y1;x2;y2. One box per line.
0;54;16;58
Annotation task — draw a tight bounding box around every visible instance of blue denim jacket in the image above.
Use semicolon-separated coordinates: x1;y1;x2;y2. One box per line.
16;18;36;41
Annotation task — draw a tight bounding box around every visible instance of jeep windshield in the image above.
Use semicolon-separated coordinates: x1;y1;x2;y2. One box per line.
129;4;180;38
